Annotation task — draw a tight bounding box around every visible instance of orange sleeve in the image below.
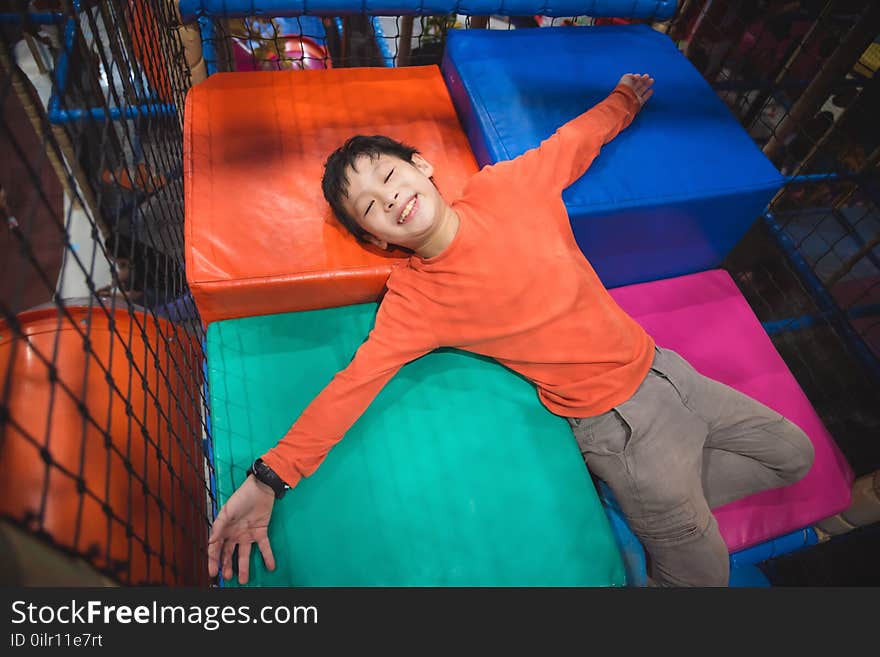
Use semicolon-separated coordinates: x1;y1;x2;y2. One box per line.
506;84;641;193
260;290;437;489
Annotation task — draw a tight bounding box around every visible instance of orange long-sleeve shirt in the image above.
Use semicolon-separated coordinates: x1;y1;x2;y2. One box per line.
262;84;655;489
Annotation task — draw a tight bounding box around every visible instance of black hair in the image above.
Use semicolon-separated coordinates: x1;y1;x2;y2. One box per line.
321;135;419;241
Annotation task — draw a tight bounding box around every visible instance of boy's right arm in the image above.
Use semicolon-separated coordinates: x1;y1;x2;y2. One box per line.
502;73;653;194
207;291;436;584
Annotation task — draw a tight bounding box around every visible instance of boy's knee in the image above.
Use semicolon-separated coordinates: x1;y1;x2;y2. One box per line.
780;420;815;483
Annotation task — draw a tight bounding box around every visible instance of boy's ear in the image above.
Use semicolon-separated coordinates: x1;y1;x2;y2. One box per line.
363;233;389;250
410;153;434;178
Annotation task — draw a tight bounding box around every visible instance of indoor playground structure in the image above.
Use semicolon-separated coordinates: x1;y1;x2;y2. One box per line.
1;1;879;586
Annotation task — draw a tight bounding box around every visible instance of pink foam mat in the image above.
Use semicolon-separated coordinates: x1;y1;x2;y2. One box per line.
608;269;854;552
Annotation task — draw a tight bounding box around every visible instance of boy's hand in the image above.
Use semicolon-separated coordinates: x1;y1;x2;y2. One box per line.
207;475;277;584
618;73;654;107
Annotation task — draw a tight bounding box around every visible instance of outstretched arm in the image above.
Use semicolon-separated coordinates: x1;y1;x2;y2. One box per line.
207;291;436;584
506;73;654;192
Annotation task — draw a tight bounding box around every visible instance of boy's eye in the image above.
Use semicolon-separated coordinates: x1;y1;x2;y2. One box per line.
364;200;374;217
384;168;394;184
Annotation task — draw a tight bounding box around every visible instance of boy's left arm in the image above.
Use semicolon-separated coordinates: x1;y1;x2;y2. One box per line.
509;73;653;192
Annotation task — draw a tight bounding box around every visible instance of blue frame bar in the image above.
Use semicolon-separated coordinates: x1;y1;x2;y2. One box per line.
198;14;220;77
178;0;679;22
46;13;177;124
48;104;177;124
785;173;841;185
201;338;222;586
763;211;880;384
782;171;874;190
370;17;395;67
370;16;394;68
47;17;77;117
0;12;66;24
728;528;819;568
762;304;880;335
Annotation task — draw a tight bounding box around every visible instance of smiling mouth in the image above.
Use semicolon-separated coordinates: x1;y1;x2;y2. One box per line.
397;195;417;225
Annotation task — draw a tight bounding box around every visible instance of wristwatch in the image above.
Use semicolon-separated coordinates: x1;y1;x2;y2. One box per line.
246;458;291;499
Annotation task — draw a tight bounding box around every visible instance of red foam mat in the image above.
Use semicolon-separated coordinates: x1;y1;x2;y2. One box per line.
184;66;479;324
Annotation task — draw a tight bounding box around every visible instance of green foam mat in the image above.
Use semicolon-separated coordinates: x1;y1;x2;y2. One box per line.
207;303;625;586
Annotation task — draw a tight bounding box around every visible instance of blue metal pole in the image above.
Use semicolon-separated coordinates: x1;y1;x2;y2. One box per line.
762;304;880;335
370;17;396;67
46;6;176;124
763;211;880;383
177;0;679;22
784;173;841;185
48;103;177;124
47;16;77;115
728;528;819;568
0;12;66;24
201;338;221;587
198;13;219;77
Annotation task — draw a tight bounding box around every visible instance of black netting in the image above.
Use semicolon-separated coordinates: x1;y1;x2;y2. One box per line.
675;0;880;582
204;14;666;72
1;0;212;586
674;0;880;476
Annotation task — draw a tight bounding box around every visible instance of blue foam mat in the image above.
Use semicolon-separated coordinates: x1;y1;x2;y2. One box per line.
442;25;784;287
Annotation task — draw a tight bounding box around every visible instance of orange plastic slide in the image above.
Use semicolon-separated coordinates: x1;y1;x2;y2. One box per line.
184;66;479;325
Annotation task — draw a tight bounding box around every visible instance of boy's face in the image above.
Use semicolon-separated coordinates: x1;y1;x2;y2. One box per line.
341;152;447;251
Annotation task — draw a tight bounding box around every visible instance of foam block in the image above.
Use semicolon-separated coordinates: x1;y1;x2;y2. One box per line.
184;66;478;324
608;269;853;551
207;303;626;586
442;25;785;287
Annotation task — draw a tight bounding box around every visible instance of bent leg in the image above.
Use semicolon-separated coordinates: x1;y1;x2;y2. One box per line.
701;396;814;508
570;365;729;587
651;347;815;509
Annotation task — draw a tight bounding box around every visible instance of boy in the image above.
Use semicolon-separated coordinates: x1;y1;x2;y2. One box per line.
207;74;814;587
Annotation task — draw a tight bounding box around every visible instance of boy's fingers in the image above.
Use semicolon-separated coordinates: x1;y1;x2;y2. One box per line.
237;541;252;585
207;538;221;576
207;525;226;576
206;515;227;575
258;535;276;572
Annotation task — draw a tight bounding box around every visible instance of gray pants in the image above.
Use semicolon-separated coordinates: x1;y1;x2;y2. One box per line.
568;346;815;587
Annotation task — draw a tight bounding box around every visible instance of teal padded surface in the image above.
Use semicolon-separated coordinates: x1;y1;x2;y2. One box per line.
207;303;625;586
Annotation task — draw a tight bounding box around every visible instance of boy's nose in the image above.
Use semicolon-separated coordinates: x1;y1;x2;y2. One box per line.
385;192;399;209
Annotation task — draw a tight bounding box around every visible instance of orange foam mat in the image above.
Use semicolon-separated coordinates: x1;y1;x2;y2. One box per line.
184;66;479;325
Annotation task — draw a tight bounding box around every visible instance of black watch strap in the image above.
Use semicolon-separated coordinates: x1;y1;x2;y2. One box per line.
247;458;291;499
